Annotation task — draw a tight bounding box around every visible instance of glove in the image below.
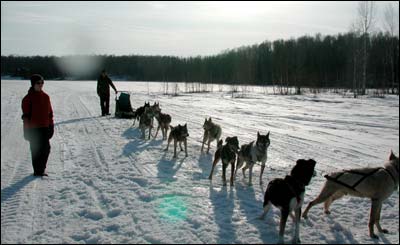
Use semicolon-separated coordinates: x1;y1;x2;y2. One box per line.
48;124;54;139
23;127;30;141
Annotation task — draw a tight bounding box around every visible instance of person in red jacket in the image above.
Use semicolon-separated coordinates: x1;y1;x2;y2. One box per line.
22;74;54;176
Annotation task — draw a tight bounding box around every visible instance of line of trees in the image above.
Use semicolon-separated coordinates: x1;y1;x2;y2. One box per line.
2;30;398;96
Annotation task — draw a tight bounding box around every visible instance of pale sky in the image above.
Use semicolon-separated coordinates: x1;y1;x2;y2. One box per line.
1;1;398;57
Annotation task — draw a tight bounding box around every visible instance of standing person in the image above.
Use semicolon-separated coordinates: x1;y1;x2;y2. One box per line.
22;74;54;176
97;69;117;116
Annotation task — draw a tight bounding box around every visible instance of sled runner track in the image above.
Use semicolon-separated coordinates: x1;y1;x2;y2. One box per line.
1;155;42;243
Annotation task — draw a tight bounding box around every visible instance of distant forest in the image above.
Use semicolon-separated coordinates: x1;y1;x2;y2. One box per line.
1;32;399;95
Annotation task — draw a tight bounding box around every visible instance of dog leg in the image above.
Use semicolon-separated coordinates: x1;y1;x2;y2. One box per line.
164;134;172;151
173;140;177;158
179;142;183;151
248;164;254;186
235;156;244;178
259;202;272;220
302;184;336;219
201;132;207;152
292;207;301;244
260;162;266;185
141;127;146;139
184;138;188;157
242;162;249;179
375;202;388;234
209;153;220;180
324;191;344;215
207;139;211;154
148;127;152;140
222;162;227;186
369;199;381;239
277;208;290;244
154;125;160;139
230;159;235;186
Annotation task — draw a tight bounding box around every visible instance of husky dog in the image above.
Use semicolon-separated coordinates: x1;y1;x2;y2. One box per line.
132;102;150;126
235;131;270;185
152;103;172;140
260;159;317;244
302;151;399;239
164;124;189;158
208;136;240;186
201;117;222;154
139;106;155;139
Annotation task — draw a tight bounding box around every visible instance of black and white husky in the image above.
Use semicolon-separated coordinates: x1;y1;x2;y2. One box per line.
235;132;270;185
260;159;317;244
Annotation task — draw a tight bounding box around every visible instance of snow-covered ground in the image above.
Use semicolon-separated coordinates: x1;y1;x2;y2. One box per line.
1;80;399;244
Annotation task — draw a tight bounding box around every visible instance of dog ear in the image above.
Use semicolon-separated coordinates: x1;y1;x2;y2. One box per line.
184;123;187;127
389;150;396;160
225;137;231;143
209;117;212;122
267;131;270;137
257;131;260;137
308;159;316;166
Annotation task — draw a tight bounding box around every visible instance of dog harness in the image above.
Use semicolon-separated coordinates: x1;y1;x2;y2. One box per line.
325;167;397;192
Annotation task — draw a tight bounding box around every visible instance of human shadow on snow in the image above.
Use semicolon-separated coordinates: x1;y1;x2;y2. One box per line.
1;174;36;204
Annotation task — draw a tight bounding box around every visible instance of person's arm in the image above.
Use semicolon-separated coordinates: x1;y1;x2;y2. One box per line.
21;96;31;140
48;96;54;139
97;78;101;96
108;77;117;93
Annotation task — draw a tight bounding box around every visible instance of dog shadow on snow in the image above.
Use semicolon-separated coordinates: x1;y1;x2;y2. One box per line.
234;182;276;244
209;185;237;244
157;152;185;183
121;126;164;157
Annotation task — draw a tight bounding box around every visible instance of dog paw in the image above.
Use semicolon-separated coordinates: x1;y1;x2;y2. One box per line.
324;210;331;215
380;229;389;234
302;214;308;219
370;233;379;239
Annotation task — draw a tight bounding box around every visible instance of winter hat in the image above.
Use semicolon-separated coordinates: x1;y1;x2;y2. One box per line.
30;74;44;87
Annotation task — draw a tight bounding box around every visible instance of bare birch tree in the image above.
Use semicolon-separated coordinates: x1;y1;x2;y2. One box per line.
383;2;399;94
357;1;376;95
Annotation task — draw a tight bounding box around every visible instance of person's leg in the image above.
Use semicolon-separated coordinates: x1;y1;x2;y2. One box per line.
105;94;110;114
38;128;51;175
29;129;40;175
100;96;106;116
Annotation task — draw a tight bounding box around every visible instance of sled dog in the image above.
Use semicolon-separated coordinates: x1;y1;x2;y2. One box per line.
236;131;270;185
201;117;222;154
165;124;189;158
260;159;317;244
302;151;399;239
208;136;240;186
132;102;150;126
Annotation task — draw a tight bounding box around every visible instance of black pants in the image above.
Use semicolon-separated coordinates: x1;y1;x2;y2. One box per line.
100;95;110;115
29;128;51;175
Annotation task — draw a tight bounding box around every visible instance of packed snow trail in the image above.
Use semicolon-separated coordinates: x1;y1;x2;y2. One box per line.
1;80;399;244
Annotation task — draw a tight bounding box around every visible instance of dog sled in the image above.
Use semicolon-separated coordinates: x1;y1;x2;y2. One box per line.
115;91;135;118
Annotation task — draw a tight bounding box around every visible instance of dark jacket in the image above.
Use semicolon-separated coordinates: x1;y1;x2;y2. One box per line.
97;74;117;97
22;87;54;140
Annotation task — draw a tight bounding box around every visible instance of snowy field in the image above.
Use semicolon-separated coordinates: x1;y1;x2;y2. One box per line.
1;79;399;244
